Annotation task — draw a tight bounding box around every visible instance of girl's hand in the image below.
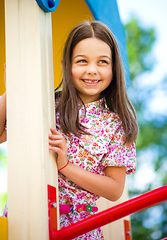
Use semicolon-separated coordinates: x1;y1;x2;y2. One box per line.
4;63;6;88
48;128;68;170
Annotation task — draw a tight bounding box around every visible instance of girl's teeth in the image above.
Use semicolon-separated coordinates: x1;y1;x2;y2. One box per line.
84;80;98;83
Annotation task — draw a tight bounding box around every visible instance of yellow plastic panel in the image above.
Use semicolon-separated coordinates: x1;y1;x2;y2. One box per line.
0;0;94;95
0;0;6;96
0;217;8;240
52;0;94;88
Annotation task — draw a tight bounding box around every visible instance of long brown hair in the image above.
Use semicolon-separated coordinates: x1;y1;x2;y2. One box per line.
55;21;138;145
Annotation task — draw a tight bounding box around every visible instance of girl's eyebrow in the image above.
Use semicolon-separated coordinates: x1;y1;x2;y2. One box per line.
100;55;111;60
73;54;111;60
73;54;86;59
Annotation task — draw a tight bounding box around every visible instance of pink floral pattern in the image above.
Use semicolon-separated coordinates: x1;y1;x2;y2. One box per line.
2;204;8;217
56;98;136;239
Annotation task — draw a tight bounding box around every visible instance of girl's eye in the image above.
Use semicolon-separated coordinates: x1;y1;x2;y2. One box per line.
99;60;108;64
77;59;87;63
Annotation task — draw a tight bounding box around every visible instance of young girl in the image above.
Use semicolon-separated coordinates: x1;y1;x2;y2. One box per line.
48;21;138;239
1;21;138;239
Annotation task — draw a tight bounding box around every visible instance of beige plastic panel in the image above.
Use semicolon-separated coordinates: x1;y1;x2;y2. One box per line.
97;184;130;240
5;0;59;239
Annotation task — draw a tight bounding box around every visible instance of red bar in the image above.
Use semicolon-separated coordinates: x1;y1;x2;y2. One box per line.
124;220;132;240
48;185;57;240
52;185;167;240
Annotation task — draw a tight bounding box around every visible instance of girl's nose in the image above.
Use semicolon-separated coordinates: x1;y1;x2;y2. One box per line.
86;64;98;75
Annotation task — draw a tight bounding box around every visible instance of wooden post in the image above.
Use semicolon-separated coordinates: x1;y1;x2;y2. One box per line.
5;0;59;239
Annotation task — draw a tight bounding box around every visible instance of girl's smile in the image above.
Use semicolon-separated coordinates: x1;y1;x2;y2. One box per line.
81;79;101;85
71;37;113;104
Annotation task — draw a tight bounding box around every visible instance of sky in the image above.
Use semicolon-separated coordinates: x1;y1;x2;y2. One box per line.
0;0;167;194
117;0;167;114
117;0;167;74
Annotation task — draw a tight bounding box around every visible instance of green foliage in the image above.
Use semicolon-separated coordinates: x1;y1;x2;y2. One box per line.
124;15;167;239
0;192;7;216
125;15;156;81
0;149;7;215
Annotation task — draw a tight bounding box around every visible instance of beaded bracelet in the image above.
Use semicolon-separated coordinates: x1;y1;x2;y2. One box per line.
58;160;69;171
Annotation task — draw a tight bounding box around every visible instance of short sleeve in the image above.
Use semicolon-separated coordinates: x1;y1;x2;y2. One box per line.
100;125;136;174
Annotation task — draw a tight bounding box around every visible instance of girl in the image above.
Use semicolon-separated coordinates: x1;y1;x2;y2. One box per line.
48;21;138;239
1;21;138;239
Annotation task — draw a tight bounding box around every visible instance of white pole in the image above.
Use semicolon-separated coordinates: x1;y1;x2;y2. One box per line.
5;0;59;239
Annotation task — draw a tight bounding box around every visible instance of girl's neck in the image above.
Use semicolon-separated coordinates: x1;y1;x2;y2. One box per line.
78;94;101;105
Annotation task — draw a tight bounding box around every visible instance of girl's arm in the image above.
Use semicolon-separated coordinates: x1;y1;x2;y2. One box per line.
49;128;126;201
61;162;126;201
0;92;7;142
0;64;7;143
0;129;7;144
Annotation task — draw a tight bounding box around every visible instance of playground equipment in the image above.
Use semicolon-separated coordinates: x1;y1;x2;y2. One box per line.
49;185;167;239
0;0;166;239
1;184;167;239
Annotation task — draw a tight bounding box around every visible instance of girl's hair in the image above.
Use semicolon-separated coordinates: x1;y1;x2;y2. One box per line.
55;21;138;145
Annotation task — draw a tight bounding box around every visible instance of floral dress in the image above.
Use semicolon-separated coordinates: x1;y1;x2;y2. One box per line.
56;98;136;239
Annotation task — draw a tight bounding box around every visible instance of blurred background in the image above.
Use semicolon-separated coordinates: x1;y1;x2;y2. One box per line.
117;0;167;239
0;0;167;239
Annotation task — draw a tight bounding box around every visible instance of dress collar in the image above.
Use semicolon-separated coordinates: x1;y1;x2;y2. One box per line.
82;98;105;109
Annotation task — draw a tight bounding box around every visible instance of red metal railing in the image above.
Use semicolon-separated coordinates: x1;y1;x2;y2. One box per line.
50;185;167;240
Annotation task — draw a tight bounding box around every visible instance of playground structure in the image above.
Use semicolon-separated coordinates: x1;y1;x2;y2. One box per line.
0;0;167;239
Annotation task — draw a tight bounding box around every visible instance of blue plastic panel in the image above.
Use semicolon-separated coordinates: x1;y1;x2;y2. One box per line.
35;0;60;12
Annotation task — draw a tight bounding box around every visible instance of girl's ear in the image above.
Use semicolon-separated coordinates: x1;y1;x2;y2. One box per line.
61;58;63;66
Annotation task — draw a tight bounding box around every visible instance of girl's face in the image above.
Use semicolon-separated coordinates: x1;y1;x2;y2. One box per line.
71;37;113;104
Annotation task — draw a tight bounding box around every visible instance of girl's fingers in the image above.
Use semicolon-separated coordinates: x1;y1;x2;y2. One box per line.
48;128;68;169
49;146;64;157
50;128;61;135
48;134;63;140
48;135;65;150
49;129;65;140
48;128;67;152
49;139;63;148
49;145;59;152
49;142;66;157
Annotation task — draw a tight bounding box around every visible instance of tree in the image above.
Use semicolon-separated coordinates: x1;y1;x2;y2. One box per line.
124;15;167;240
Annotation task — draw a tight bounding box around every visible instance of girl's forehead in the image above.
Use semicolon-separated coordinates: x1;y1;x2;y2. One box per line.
72;38;111;57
